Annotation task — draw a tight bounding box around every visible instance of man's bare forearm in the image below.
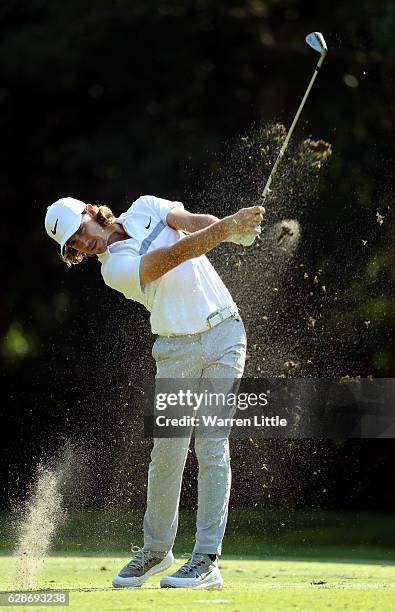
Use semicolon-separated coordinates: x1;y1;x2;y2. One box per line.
169;217;231;263
167;208;219;233
188;213;219;232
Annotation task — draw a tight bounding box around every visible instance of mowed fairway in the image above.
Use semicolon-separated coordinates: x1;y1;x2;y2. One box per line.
1;555;395;611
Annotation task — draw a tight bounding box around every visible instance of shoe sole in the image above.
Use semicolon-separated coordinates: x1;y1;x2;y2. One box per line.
112;551;174;588
160;570;223;590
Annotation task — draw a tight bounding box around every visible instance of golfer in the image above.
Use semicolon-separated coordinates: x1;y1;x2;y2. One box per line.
45;194;264;589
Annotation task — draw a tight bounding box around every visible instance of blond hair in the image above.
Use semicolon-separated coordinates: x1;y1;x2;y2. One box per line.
62;205;115;266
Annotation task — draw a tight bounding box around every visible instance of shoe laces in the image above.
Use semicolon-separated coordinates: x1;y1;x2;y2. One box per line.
125;545;157;572
179;552;207;574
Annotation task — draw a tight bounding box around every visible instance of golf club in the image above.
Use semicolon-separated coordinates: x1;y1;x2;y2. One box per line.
231;32;328;246
261;31;328;201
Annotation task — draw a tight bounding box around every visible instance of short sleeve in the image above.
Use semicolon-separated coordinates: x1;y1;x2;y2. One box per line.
101;252;145;303
142;195;184;225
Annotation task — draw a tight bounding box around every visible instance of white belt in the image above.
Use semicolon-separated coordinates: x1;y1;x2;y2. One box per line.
205;305;239;330
158;305;240;337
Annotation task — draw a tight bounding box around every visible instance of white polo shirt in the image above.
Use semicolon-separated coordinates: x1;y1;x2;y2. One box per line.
97;195;237;336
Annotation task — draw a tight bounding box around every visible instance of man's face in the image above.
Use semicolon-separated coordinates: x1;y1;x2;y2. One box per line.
66;212;108;255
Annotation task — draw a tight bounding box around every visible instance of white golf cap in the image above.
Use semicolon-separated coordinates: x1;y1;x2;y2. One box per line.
45;197;86;253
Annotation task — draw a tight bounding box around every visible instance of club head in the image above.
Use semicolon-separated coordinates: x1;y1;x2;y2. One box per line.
305;32;327;54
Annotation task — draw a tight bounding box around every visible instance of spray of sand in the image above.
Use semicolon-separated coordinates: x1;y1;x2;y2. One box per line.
13;466;65;590
204;125;332;377
11;442;80;590
193;124;335;508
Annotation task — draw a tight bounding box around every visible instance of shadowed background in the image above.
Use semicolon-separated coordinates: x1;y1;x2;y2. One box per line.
0;0;394;514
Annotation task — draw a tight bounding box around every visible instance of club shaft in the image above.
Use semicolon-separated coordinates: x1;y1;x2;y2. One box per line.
262;50;327;201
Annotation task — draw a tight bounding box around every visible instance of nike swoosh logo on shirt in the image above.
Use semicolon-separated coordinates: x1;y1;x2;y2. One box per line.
145;217;152;230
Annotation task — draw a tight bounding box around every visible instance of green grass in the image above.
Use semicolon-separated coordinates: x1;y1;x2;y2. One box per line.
1;510;395;610
1;555;395;611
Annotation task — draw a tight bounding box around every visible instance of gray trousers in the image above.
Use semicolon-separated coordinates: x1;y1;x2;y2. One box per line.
143;315;247;555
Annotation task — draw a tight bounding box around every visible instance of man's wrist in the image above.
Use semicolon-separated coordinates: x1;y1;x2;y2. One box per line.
218;216;236;241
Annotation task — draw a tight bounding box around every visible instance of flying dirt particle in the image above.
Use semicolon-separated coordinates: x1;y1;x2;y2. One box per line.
234;259;242;268
341;375;361;383
376;211;384;226
293;409;302;426
276;223;294;246
299;139;332;170
308;316;317;329
283;360;298;370
313;276;318;285
265;122;287;144
364;320;371;329
362;240;368;246
274;220;300;250
304;272;309;279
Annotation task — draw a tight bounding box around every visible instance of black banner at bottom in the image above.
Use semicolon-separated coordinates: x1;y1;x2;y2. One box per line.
143;378;395;438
